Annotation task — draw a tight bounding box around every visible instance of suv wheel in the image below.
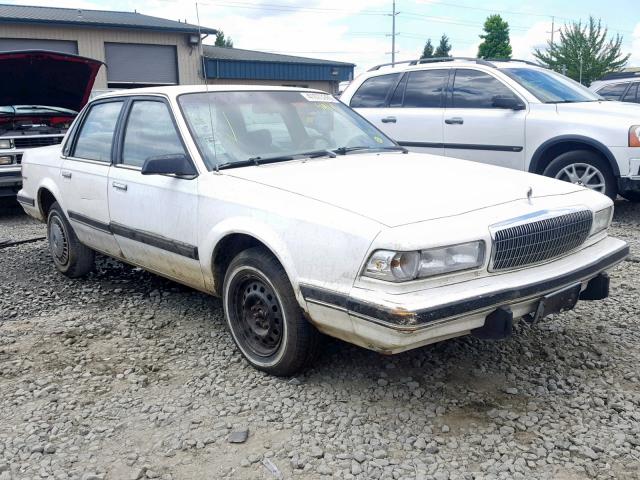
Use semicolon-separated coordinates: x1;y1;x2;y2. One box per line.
543;150;617;199
47;202;95;277
222;247;321;376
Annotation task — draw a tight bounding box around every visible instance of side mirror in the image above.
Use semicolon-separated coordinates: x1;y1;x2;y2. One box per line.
141;154;197;176
492;95;526;110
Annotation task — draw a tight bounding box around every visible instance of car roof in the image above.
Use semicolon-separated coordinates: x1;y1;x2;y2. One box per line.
93;84;327;100
591;77;637;88
362;59;543;77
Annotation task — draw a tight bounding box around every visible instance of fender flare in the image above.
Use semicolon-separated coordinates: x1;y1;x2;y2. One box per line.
529;135;620;177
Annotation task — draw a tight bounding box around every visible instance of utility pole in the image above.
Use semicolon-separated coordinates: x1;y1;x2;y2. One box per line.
387;0;400;66
547;16;560;45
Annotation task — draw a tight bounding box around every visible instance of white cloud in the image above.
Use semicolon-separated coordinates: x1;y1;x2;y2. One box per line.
510;20;551;60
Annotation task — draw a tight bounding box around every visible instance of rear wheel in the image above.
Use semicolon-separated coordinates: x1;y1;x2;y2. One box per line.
47;202;95;277
542;150;617;200
222;247;321;376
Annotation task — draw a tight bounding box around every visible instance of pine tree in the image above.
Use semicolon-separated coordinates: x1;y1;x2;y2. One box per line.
477;14;512;59
422;39;434;58
434;34;452;57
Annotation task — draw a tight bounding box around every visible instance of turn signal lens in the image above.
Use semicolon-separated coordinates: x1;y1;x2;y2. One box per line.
629;125;640;147
590;206;613;236
0;156;13;165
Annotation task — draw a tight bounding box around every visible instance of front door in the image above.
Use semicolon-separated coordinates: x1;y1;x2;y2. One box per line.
59;100;124;257
107;97;204;289
443;68;526;170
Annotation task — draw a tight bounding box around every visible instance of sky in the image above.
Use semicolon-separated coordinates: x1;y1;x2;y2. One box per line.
4;0;639;75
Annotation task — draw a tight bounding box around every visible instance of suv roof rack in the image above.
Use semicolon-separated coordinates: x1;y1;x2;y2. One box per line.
483;58;540;67
367;57;495;72
599;71;640;81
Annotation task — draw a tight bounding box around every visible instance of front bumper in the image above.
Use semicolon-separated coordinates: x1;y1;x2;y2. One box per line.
0;166;22;197
302;237;628;354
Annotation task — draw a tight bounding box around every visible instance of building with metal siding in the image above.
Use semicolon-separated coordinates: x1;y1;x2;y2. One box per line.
203;46;354;94
0;4;354;93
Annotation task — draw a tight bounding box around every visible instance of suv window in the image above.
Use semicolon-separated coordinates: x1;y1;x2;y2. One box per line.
403;69;448;108
452;69;519;109
72;101;123;162
598;82;629;100
622;82;639;103
122;100;186;168
350;73;401;108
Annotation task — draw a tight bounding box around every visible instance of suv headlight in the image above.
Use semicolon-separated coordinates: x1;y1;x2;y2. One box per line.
629;126;640;147
590;206;613;236
364;241;485;282
0;139;13;149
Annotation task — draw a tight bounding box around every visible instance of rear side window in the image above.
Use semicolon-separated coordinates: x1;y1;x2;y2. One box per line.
403;69;448;108
72;101;123;162
122;100;186;168
350;73;401;108
597;82;629;100
452;70;519;109
622;82;639;103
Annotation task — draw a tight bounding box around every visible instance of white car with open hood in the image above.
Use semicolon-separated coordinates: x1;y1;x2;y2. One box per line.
18;85;629;376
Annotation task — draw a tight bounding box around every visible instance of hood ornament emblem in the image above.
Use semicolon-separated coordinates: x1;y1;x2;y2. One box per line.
527;187;533;205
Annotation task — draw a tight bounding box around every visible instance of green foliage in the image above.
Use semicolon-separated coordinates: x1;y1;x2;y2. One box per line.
477;14;512;59
534;16;628;85
214;30;234;48
422;39;434;59
434;34;452;57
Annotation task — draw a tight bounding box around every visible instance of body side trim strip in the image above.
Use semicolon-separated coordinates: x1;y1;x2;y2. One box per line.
16;195;35;207
398;141;523;152
67;211;199;260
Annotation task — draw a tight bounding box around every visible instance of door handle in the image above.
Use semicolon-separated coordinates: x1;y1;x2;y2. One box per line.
445;117;464;125
381;116;397;123
61;171;72;179
112;181;128;191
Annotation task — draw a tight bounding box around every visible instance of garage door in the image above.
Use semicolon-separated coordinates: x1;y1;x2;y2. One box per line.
0;38;78;54
105;43;178;85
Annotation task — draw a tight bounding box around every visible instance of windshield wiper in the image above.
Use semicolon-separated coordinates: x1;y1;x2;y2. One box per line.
216;149;337;171
333;145;408;155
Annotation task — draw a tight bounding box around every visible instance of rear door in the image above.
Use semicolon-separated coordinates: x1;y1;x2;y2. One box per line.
59;99;124;257
443;69;526;170
622;82;640;104
107;96;204;289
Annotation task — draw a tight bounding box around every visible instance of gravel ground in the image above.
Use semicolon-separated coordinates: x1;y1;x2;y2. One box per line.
0;198;639;480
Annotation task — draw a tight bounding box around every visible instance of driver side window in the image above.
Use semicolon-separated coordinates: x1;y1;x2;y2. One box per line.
122;100;186;168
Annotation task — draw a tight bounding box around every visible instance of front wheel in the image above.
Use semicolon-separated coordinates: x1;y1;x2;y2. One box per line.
222;247;321;376
542;150;617;200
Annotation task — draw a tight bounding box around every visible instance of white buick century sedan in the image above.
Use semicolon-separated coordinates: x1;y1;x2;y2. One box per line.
18;86;629;376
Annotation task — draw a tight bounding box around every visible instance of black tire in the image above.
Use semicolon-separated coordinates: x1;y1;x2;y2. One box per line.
621;191;640;202
47;202;95;278
222;247;321;376
542;150;617;200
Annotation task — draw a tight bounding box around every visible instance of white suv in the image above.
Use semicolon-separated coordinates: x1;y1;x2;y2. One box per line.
341;58;640;201
590;72;640;104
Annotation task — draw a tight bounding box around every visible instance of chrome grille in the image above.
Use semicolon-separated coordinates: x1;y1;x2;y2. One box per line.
492;210;593;271
13;136;63;149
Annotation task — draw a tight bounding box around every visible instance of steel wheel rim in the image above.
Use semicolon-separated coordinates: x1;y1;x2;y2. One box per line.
49;216;69;266
231;273;284;357
555;162;606;193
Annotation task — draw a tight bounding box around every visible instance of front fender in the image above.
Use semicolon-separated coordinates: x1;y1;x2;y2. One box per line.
200;216;302;303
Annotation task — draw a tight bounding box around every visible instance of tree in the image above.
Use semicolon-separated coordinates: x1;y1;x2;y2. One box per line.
434;34;452;57
214;30;233;48
534;17;628;85
422;39;434;59
477;14;512;59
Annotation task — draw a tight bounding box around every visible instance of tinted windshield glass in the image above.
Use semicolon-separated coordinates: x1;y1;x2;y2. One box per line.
502;68;601;103
178;91;396;170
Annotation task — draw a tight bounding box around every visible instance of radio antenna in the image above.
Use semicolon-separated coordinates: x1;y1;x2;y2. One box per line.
195;2;219;172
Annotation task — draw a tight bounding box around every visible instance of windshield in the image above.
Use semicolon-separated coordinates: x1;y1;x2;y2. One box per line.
502;68;602;103
178;90;398;170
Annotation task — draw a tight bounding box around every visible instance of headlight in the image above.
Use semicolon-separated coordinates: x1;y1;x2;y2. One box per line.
0;139;13;149
590;206;613;236
364;241;485;282
629;125;640;147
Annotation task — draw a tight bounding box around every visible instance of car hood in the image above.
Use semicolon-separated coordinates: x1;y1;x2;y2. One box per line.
224;152;584;227
556;100;640;118
0;50;103;112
